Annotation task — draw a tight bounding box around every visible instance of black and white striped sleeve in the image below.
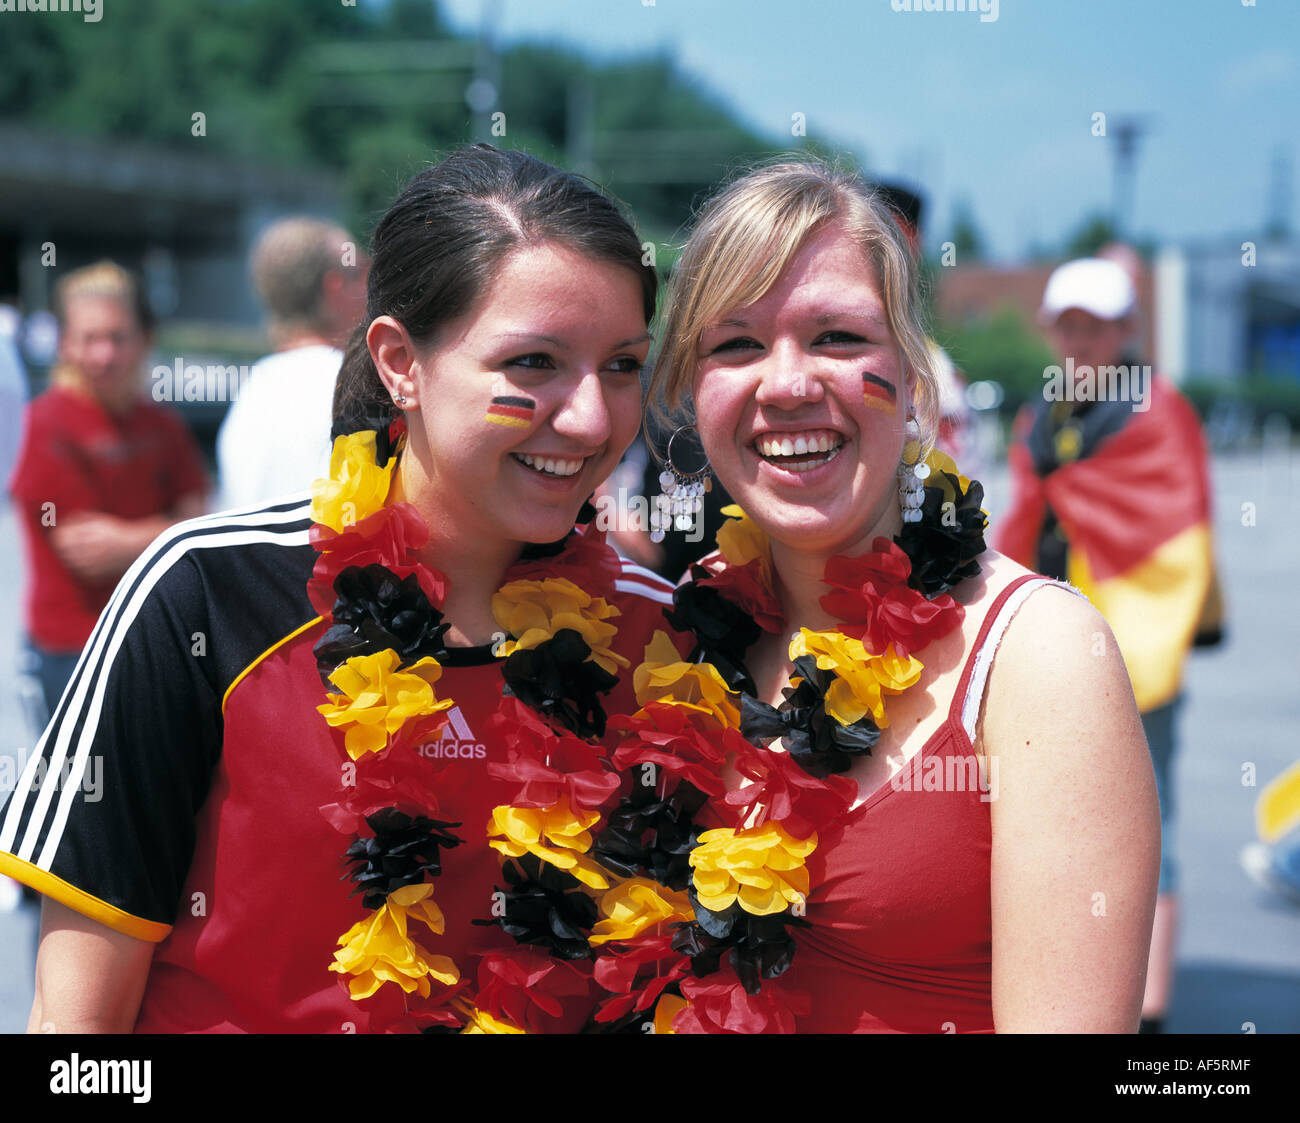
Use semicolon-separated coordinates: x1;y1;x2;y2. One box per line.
0;499;315;941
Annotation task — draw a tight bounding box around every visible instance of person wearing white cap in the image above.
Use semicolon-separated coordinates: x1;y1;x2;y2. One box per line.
996;254;1222;1035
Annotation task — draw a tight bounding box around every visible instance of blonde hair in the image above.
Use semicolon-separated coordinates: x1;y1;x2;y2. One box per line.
251;217;350;342
649;157;939;451
53;260;153;334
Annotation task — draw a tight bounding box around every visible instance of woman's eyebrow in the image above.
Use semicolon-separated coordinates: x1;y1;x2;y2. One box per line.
491;331;570;349
815;310;887;329
490;331;653;349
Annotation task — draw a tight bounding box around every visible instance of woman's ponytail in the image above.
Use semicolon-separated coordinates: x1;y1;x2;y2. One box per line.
331;321;395;441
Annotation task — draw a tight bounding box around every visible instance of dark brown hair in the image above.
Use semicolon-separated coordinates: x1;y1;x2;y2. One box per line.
332;144;656;439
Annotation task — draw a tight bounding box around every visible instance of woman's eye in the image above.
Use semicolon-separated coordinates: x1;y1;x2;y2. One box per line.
816;331;866;345
607;356;645;375
710;337;761;355
507;353;555;370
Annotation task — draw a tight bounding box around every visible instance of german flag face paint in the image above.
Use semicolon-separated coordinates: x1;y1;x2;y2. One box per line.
485;395;536;429
862;372;896;414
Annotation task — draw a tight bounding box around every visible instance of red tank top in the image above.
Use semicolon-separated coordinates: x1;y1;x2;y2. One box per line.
785;574;1064;1033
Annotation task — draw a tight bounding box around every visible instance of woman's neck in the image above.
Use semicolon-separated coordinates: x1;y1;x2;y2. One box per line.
766;504;904;632
390;457;522;648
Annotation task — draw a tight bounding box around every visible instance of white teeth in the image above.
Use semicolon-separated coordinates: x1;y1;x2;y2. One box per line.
783;445;842;472
515;453;583;477
754;431;844;460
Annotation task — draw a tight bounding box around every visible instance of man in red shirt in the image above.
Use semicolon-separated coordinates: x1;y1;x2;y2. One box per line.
10;261;209;723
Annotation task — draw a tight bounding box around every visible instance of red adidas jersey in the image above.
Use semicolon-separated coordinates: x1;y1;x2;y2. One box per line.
0;495;687;1032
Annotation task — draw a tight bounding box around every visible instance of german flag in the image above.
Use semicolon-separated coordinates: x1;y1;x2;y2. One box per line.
996;374;1220;712
485;395;535;429
862;372;896;414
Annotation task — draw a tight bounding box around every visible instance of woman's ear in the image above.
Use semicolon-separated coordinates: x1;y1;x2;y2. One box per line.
902;356;919;418
367;316;419;409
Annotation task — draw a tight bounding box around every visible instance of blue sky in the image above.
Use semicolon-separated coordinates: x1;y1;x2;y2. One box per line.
437;0;1298;262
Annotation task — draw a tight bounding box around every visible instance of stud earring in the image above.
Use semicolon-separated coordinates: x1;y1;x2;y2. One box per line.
898;415;929;523
395;393;408;406
651;424;712;544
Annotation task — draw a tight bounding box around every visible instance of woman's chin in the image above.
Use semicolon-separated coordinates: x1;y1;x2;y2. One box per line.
740;493;894;559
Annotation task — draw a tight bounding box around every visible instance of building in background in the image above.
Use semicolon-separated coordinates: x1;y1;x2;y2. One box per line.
935;238;1300;385
0;122;343;454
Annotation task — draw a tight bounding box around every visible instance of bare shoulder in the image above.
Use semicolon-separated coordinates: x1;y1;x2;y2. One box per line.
973;556;1159;1032
979;558;1130;725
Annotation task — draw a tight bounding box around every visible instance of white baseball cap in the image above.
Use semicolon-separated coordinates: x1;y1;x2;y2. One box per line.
1040;257;1136;322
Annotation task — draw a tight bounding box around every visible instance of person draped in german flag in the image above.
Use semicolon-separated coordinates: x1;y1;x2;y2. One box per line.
996;255;1222;1036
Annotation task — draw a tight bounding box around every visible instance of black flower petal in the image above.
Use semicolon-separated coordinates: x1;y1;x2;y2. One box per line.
472;854;597;960
896;473;988;598
590;782;708;892
673;894;808;995
664;577;762;694
739;655;881;779
500;628;617;739
342;808;464;910
314;564;449;682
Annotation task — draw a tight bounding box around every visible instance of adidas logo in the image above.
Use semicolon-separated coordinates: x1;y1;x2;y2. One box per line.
417;706;487;760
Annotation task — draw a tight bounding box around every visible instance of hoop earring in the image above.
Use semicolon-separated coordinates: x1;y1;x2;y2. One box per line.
898;416;928;523
650;424;712;544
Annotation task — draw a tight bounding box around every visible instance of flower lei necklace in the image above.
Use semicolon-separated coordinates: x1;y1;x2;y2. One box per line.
308;421;987;1033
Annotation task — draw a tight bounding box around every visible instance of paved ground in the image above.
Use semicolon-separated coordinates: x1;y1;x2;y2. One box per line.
1;449;1297;1032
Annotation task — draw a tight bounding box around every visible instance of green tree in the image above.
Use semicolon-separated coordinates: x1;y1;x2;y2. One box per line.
1063;213;1118;258
948;199;984;263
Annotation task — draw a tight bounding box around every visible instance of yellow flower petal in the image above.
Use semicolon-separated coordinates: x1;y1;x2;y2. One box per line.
716;505;772;583
311;430;395;533
652;994;687;1035
689;823;817;916
329;882;460;1001
461;1009;526;1034
588;879;693;946
492;578;626;675
487;798;609;889
633;631;740;729
790;629;922;729
317;650;453;760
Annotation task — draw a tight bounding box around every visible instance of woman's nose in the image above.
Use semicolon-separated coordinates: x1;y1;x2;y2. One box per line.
753;340;823;407
550;369;613;447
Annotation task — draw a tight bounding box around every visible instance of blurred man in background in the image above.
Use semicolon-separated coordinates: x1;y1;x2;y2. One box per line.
9;262;209;723
996;256;1221;1034
217;218;367;508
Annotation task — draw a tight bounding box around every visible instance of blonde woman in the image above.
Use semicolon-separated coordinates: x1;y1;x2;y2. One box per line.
648;160;1160;1032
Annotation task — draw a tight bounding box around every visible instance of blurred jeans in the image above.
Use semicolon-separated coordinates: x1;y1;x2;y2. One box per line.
21;639;82;732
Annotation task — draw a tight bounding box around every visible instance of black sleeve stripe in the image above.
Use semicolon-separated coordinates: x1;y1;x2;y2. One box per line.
41;498;314;734
0;502;313;869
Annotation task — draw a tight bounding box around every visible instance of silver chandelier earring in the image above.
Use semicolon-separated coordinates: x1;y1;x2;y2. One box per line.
650;425;712;544
898;416;929;523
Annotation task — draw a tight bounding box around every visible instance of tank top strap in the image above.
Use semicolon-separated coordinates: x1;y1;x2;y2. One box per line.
947;574;1088;744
